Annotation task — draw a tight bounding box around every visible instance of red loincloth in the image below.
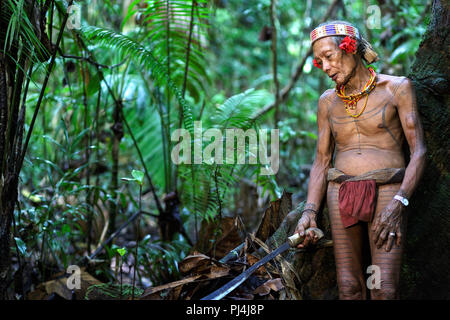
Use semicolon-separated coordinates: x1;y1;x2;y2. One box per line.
338;180;377;228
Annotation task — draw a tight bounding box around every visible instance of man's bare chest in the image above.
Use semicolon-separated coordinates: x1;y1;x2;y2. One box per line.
327;89;403;144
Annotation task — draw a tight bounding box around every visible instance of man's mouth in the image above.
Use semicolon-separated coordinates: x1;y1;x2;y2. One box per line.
330;73;338;81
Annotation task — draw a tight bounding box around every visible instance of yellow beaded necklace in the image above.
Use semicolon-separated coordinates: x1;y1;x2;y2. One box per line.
336;67;377;118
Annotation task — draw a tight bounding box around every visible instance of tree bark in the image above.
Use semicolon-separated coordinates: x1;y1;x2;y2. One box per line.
400;0;450;299
0;0;72;299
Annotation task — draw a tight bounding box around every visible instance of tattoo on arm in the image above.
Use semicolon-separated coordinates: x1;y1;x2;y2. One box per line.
394;77;427;198
304;203;317;212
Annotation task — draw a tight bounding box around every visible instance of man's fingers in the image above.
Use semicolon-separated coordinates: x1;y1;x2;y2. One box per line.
395;226;402;247
376;228;388;248
372;226;381;245
295;227;304;237
297;229;320;248
308;230;319;244
306;230;313;245
373;222;384;243
371;218;379;232
295;223;305;237
313;234;318;244
303;233;311;247
385;233;395;252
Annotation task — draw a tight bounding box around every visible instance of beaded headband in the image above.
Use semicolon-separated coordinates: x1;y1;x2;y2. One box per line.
310;24;360;45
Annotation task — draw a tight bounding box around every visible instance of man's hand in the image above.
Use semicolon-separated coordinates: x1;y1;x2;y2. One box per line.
294;211;319;249
371;199;405;252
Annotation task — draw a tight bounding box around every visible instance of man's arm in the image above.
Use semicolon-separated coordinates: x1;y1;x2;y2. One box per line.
295;91;335;247
305;91;335;211
372;78;426;251
395;78;427;198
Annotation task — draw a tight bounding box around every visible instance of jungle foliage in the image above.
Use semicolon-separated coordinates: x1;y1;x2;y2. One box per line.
0;0;430;299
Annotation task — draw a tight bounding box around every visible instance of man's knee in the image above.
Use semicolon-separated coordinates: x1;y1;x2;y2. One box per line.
338;278;364;300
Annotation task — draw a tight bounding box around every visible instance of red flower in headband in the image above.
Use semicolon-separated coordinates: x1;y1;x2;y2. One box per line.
339;36;357;54
313;58;321;69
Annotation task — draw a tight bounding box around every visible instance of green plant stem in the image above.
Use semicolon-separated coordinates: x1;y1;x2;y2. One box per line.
165;0;172;194
120;256;123;300
120;109;165;217
270;0;280;128
174;0;196;191
132;184;142;300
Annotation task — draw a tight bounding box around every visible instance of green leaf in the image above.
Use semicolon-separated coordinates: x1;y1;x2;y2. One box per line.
14;237;27;256
117;247;126;257
61;224;71;235
299;130;318;140
132;170;144;185
86;72;101;96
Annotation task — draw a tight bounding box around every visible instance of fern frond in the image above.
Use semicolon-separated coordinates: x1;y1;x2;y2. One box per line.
2;0;49;64
138;0;212;98
212;89;272;130
82;25;195;135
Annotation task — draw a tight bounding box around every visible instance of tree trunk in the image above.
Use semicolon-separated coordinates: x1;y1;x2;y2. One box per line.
400;0;450;299
0;0;66;299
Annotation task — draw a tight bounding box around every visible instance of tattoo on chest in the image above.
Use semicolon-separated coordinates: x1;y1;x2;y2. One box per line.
329;97;403;147
353;119;362;154
330;102;386;124
381;103;402;147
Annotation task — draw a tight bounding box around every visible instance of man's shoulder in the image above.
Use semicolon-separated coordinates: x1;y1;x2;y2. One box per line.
319;88;336;104
377;73;410;93
317;89;336;117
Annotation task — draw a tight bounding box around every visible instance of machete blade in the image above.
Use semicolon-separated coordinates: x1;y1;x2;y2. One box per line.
201;227;324;300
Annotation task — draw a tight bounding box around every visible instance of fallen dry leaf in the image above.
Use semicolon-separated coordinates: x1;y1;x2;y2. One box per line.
140;274;202;299
194;217;243;260
178;253;211;275
205;265;230;279
253;278;284;296
27;268;102;300
255;190;292;242
246;253;268;276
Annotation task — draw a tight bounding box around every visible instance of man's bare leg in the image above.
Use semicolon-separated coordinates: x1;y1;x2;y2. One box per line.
368;183;406;300
327;181;367;299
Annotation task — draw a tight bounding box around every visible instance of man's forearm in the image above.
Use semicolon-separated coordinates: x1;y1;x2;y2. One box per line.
398;148;426;199
304;160;330;211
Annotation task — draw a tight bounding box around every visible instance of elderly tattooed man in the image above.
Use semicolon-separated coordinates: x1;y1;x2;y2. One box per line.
293;21;426;300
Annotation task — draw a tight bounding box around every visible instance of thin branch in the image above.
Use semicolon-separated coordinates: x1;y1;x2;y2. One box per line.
120;107;166;217
270;0;280;127
174;0;196;192
182;0;196;99
84;210;149;263
165;0;172;194
14;63;34;172
60;53;129;69
251;0;341;120
416;0;432;26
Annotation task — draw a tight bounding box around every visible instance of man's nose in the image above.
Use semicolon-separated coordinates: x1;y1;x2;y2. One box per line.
322;61;331;73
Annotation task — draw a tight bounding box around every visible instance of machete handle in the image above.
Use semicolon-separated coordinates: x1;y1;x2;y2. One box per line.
288;227;324;247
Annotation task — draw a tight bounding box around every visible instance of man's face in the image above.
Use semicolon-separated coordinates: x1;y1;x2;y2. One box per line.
312;37;356;86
